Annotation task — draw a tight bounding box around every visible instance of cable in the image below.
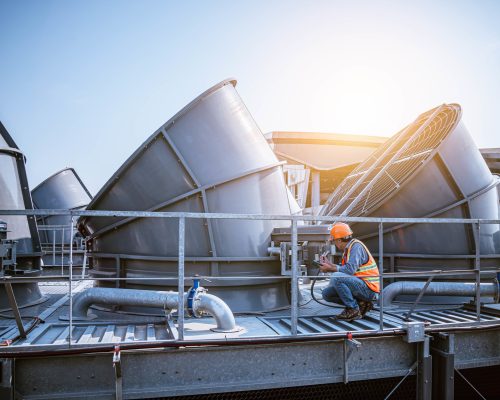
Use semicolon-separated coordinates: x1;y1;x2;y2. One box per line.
309;267;343;308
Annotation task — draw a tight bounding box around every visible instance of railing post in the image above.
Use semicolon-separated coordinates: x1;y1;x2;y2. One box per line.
474;222;481;321
61;227;65;276
378;221;384;331
69;216;74;347
52;227;56;267
81;237;87;279
291;219;298;336
178;216;185;341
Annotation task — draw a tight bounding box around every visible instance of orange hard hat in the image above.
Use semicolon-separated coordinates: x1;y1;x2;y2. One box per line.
330;222;353;240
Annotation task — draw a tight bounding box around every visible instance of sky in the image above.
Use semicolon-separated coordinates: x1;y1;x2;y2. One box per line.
1;0;500;196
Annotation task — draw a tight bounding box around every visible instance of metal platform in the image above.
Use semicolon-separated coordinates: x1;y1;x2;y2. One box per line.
0;281;499;399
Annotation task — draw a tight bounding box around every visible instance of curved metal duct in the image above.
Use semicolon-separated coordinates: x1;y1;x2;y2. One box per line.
32;168;92;245
382;281;498;307
79;79;294;312
69;287;238;332
0;121;45;309
320;104;500;271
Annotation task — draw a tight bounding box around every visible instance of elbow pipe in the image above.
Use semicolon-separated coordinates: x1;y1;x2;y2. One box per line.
381;281;499;307
194;293;238;333
68;287;239;332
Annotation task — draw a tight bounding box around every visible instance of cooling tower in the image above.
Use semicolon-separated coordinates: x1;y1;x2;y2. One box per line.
32;168;92;245
320;104;500;271
79;79;295;312
0;121;44;309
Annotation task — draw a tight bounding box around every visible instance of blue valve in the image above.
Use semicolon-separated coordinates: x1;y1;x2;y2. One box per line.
187;277;201;317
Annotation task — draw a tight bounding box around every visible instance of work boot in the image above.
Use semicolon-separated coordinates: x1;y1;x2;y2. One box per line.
358;300;374;317
336;307;361;321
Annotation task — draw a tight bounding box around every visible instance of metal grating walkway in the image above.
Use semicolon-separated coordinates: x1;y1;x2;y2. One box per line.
14;321;174;346
259;307;500;335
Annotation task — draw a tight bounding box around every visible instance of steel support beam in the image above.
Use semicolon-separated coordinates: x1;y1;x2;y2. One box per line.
417;336;432;400
431;333;455;400
0;359;14;400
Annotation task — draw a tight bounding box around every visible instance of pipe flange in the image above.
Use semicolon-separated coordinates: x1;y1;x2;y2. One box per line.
210;325;243;333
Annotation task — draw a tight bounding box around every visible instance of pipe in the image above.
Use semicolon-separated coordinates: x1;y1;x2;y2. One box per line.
196;293;238;333
69;287;238;332
267;246;281;256
382;281;499;307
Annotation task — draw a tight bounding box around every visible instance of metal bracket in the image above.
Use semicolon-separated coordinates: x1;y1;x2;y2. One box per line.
343;333;362;384
280;242;307;277
113;345;122;400
280;242;290;276
403;321;425;343
0;240;16;271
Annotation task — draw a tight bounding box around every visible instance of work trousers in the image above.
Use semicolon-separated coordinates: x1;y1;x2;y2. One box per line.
322;272;377;309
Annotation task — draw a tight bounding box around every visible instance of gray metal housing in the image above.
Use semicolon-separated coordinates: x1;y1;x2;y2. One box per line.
320;104;500;269
0;121;44;309
32;167;92;245
79;79;295;312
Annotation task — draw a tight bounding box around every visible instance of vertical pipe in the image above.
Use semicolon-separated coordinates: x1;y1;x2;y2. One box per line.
378;221;384;331
291;219;298;336
69;216;74;347
474;222;481;321
311;171;321;209
178;216;185;341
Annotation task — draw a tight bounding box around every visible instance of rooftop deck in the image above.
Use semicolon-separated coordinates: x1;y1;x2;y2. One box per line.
0;278;499;399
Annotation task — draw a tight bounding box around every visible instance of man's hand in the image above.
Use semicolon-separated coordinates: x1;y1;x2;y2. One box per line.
319;255;337;273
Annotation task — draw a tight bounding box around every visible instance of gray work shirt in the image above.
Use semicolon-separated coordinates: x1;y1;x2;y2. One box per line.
337;240;369;275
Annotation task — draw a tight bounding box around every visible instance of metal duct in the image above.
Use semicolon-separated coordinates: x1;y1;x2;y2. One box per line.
382;281;498;307
32;168;92;245
0;121;45;309
320;104;500;271
69;287;238;332
79;79;294;312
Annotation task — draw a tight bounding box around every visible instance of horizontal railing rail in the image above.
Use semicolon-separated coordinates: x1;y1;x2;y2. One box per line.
1;209;499;347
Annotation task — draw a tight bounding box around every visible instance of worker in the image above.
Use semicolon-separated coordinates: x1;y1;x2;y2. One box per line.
319;222;380;321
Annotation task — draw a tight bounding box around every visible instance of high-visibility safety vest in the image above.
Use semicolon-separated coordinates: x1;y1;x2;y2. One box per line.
341;239;380;293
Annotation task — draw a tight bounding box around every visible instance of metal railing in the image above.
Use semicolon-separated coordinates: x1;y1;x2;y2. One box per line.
1;208;500;346
36;223;86;276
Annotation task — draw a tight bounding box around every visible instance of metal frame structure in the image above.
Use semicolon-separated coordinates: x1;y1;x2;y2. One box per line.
0;122;42;262
0;208;499;400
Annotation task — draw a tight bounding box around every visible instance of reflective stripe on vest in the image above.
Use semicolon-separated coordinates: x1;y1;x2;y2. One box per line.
341;239;380;293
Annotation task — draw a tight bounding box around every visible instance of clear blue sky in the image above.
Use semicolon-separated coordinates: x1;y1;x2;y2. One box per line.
1;0;500;195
